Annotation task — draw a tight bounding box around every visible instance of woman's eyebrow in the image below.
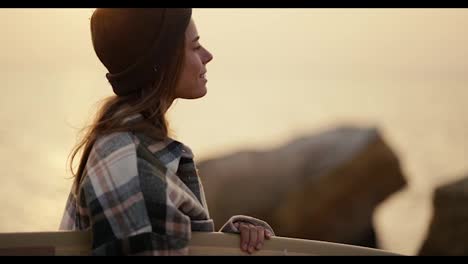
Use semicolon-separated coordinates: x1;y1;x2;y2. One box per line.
192;36;200;42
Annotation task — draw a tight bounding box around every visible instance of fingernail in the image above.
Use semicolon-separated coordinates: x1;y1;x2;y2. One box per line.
256;243;263;250
248;246;254;253
242;243;248;251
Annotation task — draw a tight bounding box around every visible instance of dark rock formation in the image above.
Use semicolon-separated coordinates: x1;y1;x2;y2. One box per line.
419;176;468;255
197;126;406;248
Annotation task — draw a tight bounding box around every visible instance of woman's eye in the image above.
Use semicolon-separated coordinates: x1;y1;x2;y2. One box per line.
194;45;202;50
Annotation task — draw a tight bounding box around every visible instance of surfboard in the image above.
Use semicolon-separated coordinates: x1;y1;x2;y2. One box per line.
0;230;401;256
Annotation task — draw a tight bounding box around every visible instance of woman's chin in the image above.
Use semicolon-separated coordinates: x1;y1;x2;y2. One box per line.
180;88;207;100
192;87;208;99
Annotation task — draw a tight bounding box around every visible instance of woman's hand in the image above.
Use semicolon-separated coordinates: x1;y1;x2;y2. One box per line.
234;222;273;254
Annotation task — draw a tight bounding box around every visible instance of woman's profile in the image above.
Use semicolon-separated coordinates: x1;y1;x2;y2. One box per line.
59;8;274;256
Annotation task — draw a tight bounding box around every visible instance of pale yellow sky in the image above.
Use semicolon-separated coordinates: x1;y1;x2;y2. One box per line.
1;9;468;255
3;9;468;76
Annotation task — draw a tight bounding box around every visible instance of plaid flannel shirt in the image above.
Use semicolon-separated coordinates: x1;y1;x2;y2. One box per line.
59;114;274;256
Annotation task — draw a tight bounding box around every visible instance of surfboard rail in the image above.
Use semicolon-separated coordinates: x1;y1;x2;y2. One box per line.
0;230;401;256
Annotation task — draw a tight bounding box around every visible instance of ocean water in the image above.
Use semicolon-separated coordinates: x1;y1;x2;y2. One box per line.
1;8;468;255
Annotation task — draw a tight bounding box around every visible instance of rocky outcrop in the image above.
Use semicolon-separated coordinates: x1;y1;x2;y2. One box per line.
418;176;468;255
197;126;406;248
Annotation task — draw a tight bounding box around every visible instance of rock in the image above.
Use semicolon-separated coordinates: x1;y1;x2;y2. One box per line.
197;126;406;248
418;176;468;255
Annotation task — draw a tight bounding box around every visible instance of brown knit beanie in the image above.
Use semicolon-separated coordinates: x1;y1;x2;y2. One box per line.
90;8;192;96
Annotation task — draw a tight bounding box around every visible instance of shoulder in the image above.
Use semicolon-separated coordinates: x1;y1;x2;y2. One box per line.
84;132;140;177
90;131;175;178
93;131;139;158
79;132;141;205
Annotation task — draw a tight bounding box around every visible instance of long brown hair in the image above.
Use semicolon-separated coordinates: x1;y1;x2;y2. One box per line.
68;11;187;195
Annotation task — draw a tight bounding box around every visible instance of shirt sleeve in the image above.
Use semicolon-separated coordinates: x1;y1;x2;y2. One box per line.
219;215;275;236
80;133;192;256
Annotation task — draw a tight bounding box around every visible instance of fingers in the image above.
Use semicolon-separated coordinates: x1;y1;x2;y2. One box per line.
239;223;250;252
256;227;265;250
248;224;258;254
237;222;273;254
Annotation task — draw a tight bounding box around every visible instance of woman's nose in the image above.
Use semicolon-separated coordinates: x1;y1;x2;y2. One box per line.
203;49;213;65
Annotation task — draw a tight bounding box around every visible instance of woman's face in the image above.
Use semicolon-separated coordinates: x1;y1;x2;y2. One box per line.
174;19;213;100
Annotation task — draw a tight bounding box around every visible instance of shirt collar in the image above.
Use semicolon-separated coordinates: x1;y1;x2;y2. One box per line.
122;112;195;172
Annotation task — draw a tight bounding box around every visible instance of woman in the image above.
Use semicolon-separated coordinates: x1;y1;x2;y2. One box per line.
59;8;275;256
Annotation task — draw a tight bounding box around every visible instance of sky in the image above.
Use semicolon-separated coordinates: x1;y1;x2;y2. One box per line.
1;8;468;255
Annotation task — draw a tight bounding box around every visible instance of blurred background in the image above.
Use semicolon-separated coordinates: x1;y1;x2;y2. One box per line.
1;8;468;255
